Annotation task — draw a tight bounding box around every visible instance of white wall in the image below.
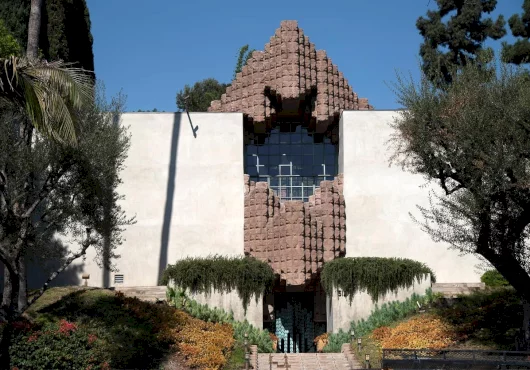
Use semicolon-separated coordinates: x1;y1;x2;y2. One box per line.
329;275;431;333
69;112;246;287
339;110;481;283
185;289;263;329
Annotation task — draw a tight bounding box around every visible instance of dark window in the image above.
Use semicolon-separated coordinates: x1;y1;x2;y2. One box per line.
245;123;338;202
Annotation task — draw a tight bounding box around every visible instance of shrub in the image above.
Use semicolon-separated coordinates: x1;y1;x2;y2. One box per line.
481;270;510;287
324;288;437;352
9;320;110;370
172;310;234;369
167;286;274;353
321;257;435;302
377;314;457;349
161;255;276;311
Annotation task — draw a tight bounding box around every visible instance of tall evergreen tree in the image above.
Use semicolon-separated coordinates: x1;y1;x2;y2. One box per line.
0;0;94;72
417;0;506;86
502;0;530;65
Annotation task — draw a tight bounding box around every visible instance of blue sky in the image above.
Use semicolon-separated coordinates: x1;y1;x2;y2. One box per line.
86;1;523;112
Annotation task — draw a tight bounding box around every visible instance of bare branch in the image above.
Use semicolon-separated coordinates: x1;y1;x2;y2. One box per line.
26;231;97;308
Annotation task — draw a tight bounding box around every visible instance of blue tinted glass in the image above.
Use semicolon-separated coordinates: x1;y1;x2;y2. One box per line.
291;156;302;166
291;144;302;155
324;145;335;155
269;155;280;166
269;145;280;155
303;145;313;155
270;132;279;144
247;145;257;155
313;145;324;157
259;156;269;166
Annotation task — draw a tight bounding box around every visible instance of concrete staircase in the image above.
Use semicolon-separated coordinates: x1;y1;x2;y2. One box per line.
432;282;486;298
252;344;361;370
113;286;167;302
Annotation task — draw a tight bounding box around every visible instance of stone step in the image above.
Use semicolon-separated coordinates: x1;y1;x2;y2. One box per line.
257;352;356;370
113;286;167;302
432;282;486;297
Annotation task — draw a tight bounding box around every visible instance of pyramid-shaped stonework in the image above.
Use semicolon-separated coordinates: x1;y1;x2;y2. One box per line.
208;20;372;131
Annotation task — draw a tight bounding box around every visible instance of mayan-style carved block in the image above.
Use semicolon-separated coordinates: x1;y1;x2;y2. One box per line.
208;20;371;120
243;174;345;286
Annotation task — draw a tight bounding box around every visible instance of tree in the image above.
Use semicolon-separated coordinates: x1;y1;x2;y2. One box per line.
0;85;133;365
502;0;530;65
26;0;41;60
391;61;530;349
0;0;94;72
175;45;255;112
0;20;21;57
233;44;255;80
0;57;93;144
417;0;506;86
176;78;229;112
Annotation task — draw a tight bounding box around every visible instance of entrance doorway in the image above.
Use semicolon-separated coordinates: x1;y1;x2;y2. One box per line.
264;292;327;353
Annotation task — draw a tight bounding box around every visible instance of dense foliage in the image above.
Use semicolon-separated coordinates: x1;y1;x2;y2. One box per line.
8;319;110;369
321;257;434;303
323;289;437;352
392;61;530;308
167;286;274;353
5;288;243;369
481;269;511;287
162;255;276;310
374;314;457;349
0;20;20;57
502;0;530;65
172;309;235;369
417;0;505;85
175;78;229;112
0;0;94;72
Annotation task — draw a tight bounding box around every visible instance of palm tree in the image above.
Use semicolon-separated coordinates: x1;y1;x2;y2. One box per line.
0;56;93;144
27;0;43;61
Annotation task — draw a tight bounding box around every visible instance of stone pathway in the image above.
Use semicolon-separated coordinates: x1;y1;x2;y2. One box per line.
253;344;362;370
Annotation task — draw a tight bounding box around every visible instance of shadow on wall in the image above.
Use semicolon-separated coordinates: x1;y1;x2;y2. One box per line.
0;239;82;292
157;113;188;284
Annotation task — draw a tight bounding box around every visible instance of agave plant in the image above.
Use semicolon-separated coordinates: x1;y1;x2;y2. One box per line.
0;56;94;145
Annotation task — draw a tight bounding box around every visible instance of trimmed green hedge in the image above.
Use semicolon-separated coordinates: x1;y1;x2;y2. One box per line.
321;257;435;302
161;255;276;311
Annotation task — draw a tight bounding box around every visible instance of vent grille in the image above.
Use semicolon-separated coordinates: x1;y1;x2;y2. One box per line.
114;274;124;284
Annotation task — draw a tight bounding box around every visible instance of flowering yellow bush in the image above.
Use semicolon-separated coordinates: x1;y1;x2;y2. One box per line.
171;310;235;370
374;314;457;349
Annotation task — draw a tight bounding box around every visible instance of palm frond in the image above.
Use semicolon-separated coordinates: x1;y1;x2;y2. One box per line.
0;56;94;145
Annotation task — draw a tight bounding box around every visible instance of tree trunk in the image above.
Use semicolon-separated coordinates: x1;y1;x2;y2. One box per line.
521;300;530;350
0;319;13;368
1;268;11;308
17;256;27;312
26;0;43;60
0;266;20;369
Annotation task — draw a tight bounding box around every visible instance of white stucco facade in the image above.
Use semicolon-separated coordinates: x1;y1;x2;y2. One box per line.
339;110;481;283
14;109;485;333
67;112;246;288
